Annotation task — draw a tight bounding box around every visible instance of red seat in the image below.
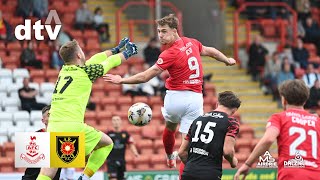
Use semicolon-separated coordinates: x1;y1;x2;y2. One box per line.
117;96;132;106
261;19;276;37
30;70;45;79
84;30;98;39
148;96;162;107
6;41;22;50
135;155;150;170
96;111;112;122
3;142;14;158
62;13;75;26
120;104;131;112
0;157;14;172
153;139;163;154
45;69;59;82
133;96;149;104
239;124;255;139
126;125;142;135
141;126;158;140
84;111;96;121
235;138;252;150
304;43;317;57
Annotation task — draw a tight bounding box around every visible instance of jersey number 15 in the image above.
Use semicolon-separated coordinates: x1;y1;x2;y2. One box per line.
192;121;216;144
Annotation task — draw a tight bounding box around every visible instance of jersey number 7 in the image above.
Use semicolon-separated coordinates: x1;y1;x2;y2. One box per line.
53;76;73;94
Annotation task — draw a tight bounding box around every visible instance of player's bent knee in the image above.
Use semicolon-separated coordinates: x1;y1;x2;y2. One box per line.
94;133;113;150
165;121;178;131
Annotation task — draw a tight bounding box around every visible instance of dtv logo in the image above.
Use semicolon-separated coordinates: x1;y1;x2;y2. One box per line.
15;10;62;41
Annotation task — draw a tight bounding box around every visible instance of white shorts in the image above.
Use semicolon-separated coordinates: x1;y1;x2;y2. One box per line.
60;168;75;180
161;90;203;134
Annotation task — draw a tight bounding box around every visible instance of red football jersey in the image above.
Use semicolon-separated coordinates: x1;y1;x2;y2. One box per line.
268;108;320;179
155;37;203;93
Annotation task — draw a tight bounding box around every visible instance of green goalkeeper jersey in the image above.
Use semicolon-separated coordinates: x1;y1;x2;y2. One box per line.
49;52;121;123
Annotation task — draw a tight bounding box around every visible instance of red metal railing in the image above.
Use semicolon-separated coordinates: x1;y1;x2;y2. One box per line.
234;2;298;63
116;1;183;43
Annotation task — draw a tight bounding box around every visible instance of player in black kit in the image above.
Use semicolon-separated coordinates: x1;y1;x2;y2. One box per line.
22;105;61;180
106;115;139;180
178;91;241;180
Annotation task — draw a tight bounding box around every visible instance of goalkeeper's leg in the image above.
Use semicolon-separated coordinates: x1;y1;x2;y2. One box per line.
78;133;113;180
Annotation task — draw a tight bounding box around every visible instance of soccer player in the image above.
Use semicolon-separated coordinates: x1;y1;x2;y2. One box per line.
234;79;320;180
103;14;236;172
36;38;138;180
106;115;139;180
178;91;241;180
22;105;62;180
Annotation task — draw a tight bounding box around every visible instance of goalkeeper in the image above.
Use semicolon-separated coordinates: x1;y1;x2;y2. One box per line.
36;38;137;180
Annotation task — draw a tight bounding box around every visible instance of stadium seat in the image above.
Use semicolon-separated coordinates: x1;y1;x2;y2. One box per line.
40;82;55;95
0;157;14;172
13;111;31;127
236;138;252;150
100;96;117;107
29;82;40;92
117;96;132;106
0;135;9;146
104;104;117;112
251;138;260;149
108;90;122;97
0;68;12;78
36;96;51;105
135;155;150;170
6;41;22;50
126;125;142;135
149;96;163;107
3;106;19;113
260;19;276;37
138;139;154;154
3;142;14;158
238;146;252;154
92;83;104;94
120;104;131;112
150;156;167;169
153;139;163;154
13;68;30;83
133;96;148;104
2;97;20;108
45;69;59;82
83;30;98;39
304;43;317;57
239;124;255;139
141;126;158;140
30;70;45;80
0;112;14;126
96;111;113;124
84;111;96;122
30;110;43;124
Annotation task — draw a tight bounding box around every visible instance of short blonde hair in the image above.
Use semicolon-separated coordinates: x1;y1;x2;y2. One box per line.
59;40;80;64
156;14;179;29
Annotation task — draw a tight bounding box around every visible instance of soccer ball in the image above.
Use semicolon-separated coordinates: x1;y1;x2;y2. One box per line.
128;102;152;126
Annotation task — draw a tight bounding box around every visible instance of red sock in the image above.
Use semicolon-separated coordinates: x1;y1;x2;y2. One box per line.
162;128;176;155
179;162;185;179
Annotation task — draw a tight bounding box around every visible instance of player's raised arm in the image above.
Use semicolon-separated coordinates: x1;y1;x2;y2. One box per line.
201;46;236;66
103;65;163;84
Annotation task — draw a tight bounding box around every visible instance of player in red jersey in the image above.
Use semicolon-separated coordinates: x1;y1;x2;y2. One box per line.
104;14;236;172
234;79;320;180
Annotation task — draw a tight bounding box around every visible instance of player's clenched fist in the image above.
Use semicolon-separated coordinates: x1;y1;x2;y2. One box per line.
226;58;236;66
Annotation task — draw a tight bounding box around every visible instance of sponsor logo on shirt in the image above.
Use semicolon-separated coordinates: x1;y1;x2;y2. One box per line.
284;151;306;168
256;151;278;168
